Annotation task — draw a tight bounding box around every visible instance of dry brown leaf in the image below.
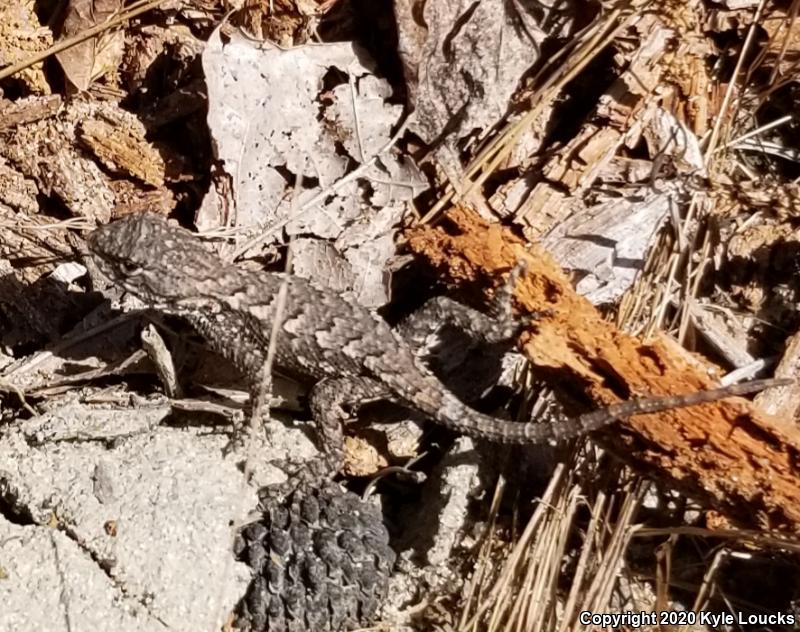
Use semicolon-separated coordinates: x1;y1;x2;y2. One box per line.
54;0;125;91
397;0;553;149
709;178;800;219
236;0;337;46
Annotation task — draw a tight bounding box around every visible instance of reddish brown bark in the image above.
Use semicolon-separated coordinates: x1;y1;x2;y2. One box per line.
406;206;800;533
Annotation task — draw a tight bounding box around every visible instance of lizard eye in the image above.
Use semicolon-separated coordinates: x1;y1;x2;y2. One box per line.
119;262;144;277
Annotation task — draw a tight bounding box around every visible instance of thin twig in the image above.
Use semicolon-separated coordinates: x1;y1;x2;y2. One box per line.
766;0;799;86
1;312;133;380
421;3;633;224
717;114;792;151
703;0;770;162
0;0;170;81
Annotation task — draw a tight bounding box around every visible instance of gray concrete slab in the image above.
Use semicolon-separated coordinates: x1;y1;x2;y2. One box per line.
0;398;318;631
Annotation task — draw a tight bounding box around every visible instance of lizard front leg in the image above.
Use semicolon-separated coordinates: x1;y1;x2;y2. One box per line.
397;261;542;350
397;295;514;347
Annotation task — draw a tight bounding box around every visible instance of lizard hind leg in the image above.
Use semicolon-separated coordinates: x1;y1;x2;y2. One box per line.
259;377;393;500
306;376;394;480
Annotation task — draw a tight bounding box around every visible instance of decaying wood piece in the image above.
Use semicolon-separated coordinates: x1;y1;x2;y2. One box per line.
0;2;53;94
406;206;800;533
0;95;62;133
77;112;165;187
496;13;682;240
756;332;800;422
485;12;711;306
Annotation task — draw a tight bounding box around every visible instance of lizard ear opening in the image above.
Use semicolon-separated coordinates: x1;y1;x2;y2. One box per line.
119;262;144;277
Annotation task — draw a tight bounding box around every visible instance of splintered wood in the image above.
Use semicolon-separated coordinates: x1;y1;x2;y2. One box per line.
407;206;800;533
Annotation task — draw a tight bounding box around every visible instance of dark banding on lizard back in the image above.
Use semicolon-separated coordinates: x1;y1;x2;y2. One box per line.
88;214;790;453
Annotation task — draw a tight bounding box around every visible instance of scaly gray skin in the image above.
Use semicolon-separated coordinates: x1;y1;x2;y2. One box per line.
88;214;785;472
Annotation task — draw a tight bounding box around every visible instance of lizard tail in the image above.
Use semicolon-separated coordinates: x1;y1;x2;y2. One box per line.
431;378;789;445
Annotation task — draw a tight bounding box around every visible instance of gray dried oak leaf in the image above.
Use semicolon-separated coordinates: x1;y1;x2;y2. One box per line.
234;482;395;631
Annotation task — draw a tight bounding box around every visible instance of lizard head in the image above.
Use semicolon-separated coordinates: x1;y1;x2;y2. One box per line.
88;213;227;306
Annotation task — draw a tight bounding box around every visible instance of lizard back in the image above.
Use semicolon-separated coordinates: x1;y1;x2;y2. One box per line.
88;214;786;446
